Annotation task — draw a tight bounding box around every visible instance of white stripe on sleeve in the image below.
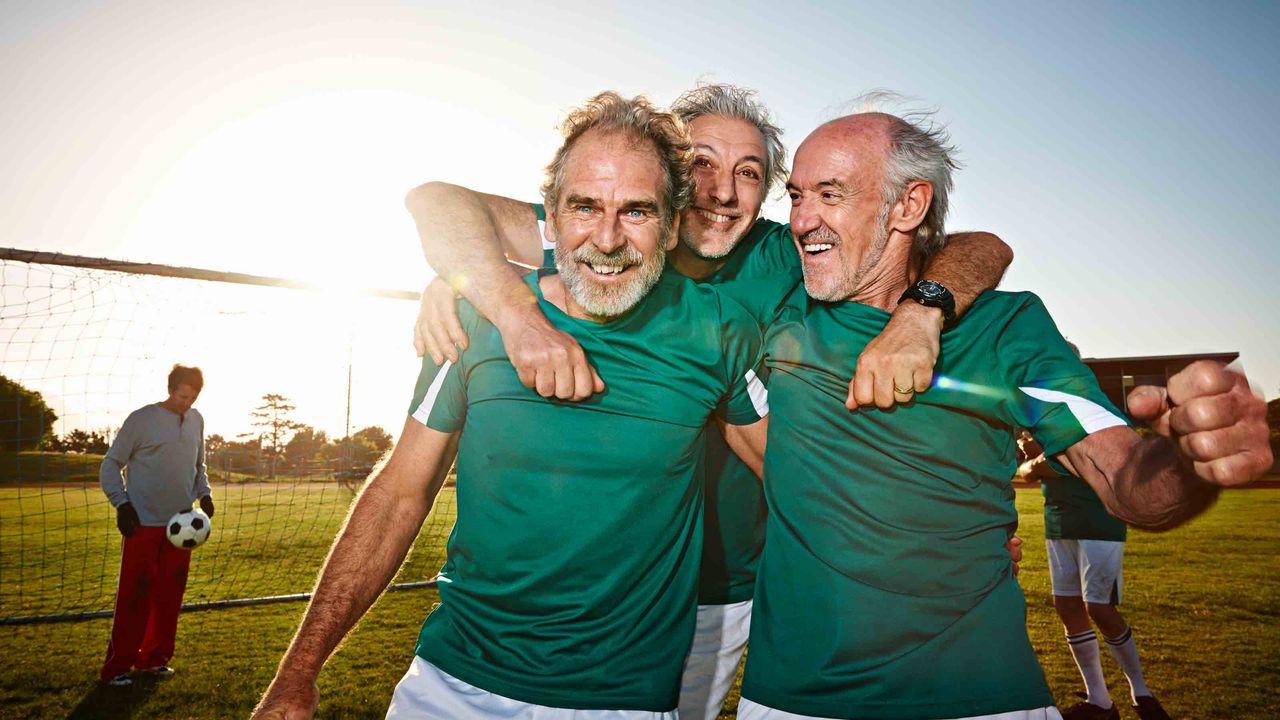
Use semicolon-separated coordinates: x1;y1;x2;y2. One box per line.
1018;386;1127;434
539;219;553;250
745;368;770;418
412;360;453;426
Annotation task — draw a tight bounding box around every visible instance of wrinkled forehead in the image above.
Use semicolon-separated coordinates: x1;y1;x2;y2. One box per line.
792;119;889;188
689;115;767;159
560;131;666;204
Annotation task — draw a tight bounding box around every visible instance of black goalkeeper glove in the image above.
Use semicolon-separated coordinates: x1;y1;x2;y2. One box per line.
116;502;141;537
199;495;215;518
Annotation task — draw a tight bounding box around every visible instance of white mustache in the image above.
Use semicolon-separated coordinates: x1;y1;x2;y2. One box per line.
799;227;840;245
572;246;643;267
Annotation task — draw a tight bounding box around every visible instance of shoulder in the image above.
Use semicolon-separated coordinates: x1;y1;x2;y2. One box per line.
955;290;1055;333
746;219;798;266
125;404;160;424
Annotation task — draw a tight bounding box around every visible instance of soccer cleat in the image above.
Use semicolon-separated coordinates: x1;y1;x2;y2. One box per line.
1134;695;1172;720
140;665;176;679
103;673;132;687
1062;698;1119;720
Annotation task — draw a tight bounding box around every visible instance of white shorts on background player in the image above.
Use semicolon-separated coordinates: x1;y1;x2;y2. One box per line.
1046;538;1125;605
386;656;677;719
679;599;753;720
736;699;1064;720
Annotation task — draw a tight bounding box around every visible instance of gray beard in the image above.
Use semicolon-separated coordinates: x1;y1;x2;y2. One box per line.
555;241;667;319
801;217;890;302
678;223;735;260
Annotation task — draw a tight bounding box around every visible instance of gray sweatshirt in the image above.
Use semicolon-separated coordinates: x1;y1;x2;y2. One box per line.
99;403;210;526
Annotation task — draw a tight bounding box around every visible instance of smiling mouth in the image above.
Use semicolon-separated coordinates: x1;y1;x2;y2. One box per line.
585;263;631;276
697;209;739;224
803;243;834;255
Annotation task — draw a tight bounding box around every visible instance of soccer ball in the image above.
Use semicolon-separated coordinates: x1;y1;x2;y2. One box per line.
166;508;212;549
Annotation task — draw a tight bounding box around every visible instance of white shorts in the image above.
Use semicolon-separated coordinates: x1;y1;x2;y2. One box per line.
678;599;753;720
386;656;677;719
1046;538;1125;605
737;698;1063;720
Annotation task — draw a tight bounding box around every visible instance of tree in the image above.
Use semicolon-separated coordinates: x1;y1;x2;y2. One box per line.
62;429;109;454
283;425;329;474
246;394;303;479
327;425;393;471
352;425;392;454
0;374;58;451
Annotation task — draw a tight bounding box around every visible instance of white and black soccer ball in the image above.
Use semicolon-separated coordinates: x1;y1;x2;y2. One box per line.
166;508;212;549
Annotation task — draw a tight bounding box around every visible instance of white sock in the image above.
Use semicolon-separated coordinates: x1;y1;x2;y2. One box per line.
1105;624;1151;703
1067;629;1112;708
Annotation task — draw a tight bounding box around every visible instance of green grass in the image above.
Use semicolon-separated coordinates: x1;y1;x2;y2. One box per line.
1;489;1277;719
0;481;456;619
0;451;105;485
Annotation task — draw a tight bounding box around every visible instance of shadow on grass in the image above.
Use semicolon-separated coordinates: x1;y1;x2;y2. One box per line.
66;675;162;720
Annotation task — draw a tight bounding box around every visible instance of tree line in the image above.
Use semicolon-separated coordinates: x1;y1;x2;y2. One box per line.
2;374;392;479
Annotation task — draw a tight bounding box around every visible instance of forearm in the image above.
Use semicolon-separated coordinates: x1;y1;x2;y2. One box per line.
922;231;1013;315
405;182;543;329
193;443;210;498
99;458;128;507
1064;431;1221;531
275;456;446;678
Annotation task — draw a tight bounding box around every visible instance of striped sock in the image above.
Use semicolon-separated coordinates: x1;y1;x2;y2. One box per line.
1104;625;1151;703
1067;628;1112;708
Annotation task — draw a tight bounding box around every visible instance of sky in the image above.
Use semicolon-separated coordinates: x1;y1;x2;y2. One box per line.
1;0;1277;440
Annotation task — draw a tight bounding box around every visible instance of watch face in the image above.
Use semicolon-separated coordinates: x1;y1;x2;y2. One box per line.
917;280;945;299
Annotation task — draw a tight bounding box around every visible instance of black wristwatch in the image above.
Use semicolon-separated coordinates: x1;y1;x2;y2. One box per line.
899;279;956;325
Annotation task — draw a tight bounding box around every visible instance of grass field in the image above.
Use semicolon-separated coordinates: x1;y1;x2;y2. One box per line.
1;488;1277;719
0;462;456;620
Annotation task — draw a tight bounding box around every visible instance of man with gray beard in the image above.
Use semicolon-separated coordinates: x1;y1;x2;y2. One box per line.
253;91;770;720
728;108;1271;720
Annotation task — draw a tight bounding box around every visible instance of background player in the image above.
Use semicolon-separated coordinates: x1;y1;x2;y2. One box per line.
1019;432;1172;720
98;364;214;686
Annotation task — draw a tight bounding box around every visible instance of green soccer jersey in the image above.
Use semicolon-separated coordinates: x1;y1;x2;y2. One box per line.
741;285;1130;720
406;269;767;712
540;202;799;604
1043;474;1128;541
686;218;798;604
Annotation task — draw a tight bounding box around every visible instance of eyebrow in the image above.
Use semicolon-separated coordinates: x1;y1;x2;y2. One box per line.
785;178;851;193
694;144;766;167
563;194;661;214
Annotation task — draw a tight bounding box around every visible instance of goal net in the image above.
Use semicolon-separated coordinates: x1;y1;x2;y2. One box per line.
0;249;453;625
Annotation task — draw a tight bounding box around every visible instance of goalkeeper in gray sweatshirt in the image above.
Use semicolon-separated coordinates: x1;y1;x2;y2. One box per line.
98;364;214;686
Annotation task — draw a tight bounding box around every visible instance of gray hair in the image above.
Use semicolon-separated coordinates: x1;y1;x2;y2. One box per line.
542;92;694;225
846;90;958;257
670;83;788;198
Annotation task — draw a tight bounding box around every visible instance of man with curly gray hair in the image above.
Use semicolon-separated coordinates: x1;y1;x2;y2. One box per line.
253;92;770;720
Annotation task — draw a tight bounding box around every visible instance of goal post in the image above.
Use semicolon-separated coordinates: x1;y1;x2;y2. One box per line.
0;247;454;626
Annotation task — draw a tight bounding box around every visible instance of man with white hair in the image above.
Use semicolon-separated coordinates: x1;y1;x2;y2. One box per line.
405;84;1015;719
729;109;1271;720
252;92;769;719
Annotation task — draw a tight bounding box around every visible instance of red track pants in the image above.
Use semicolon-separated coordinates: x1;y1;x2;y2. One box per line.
100;526;192;680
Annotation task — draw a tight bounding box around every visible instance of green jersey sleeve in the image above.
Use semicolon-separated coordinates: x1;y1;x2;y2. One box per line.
996;293;1130;457
715;292;770;426
407;302;486;432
